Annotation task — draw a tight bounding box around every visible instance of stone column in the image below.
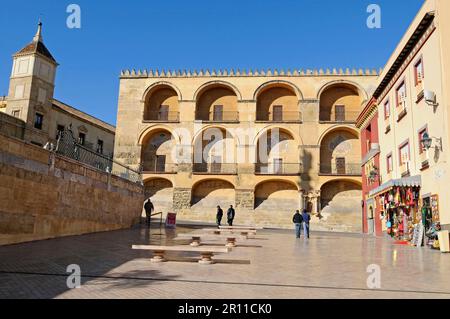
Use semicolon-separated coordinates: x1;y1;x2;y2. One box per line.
299;190;306;211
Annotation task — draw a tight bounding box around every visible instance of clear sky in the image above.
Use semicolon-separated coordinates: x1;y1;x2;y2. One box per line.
0;0;424;126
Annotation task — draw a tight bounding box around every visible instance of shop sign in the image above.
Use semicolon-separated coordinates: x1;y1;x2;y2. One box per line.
431;194;440;222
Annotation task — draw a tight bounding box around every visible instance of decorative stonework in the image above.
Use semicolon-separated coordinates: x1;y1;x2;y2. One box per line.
173;188;192;210
235;190;254;210
120;68;381;79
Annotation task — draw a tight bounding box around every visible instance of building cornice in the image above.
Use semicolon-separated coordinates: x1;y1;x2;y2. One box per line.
374;12;435;100
356;97;378;129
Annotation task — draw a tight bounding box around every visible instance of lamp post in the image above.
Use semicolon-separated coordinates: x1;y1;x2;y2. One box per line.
421;132;442;151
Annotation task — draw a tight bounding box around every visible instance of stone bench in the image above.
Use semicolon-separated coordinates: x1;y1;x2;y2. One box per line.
219;226;264;230
132;245;231;265
175;233;247;248
204;228;257;236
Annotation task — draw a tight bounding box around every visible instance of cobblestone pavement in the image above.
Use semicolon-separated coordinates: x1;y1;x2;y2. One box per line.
0;224;450;299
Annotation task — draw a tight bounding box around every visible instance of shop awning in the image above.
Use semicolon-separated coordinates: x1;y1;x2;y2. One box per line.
369;175;421;198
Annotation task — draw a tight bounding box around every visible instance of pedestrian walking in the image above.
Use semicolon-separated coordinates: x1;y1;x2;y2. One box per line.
292;210;303;238
227;205;235;226
302;209;311;239
144;199;154;226
216;205;224;227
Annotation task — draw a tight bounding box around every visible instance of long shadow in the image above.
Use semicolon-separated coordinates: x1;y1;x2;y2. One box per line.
0;224;193;299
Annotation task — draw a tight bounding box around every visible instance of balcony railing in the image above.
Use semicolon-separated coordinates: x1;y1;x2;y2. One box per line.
397;101;408;121
319;163;362;176
144;111;180;122
142;163;178;174
193;163;237;174
256;112;303;123
255;163;303;175
319;111;360;123
196;111;239;123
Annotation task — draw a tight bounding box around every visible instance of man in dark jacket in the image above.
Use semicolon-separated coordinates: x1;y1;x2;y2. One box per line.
216;206;224;227
292;210;303;238
227;205;235;226
144;199;154;226
302;209;311;239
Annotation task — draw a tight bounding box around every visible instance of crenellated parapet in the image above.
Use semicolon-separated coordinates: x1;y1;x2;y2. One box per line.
120;68;382;78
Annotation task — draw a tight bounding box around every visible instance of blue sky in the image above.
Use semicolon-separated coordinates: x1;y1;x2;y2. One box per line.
0;0;424;126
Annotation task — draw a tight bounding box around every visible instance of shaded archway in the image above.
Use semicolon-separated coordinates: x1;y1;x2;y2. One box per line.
143;84;180;122
255;128;300;175
319;127;360;175
193;127;237;174
254;180;299;210
319;83;363;122
195;84;238;122
141;129;177;173
319;180;362;231
255;83;300;122
144;178;174;212
191;179;235;209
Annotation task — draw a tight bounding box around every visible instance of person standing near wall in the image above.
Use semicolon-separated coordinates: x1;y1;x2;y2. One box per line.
302;209;311;239
216;206;224;228
144;199;154;226
292;210;303;238
227;205;235;226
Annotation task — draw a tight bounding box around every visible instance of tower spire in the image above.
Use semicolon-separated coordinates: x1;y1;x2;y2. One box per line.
33;19;43;43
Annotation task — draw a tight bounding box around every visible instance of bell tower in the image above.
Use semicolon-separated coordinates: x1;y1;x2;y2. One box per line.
6;21;58;145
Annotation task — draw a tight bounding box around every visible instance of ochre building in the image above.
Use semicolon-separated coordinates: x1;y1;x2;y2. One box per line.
1;23;115;158
114;69;378;231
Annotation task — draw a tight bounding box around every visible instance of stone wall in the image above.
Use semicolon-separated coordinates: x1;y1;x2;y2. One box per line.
0;133;144;246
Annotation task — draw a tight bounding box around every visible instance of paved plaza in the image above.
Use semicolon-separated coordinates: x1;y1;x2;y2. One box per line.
0;224;449;299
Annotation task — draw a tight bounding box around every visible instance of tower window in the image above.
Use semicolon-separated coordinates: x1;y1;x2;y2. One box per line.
34;113;43;130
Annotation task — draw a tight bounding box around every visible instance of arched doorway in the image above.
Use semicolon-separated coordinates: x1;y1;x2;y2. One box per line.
191;179;235;210
143;85;180;122
319;128;360;175
254;180;299;211
193;127;237;174
255;84;300;122
320;180;362;231
195;84;239;122
255;128;300;175
319;83;363;123
141;129;176;173
144;178;174;212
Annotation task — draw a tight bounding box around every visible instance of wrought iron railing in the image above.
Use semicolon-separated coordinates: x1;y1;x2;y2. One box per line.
319;111;360;123
319;163;362;176
142;162;178;173
255;163;303;175
196;111;239;122
144;111;180;122
193;163;237;174
256;112;303;122
56;129;142;184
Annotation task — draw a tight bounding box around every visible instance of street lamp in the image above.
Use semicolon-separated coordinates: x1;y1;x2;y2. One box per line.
368;166;379;183
421;132;443;151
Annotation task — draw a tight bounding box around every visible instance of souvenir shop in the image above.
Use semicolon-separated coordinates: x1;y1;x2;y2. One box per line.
377;185;420;242
369;176;442;248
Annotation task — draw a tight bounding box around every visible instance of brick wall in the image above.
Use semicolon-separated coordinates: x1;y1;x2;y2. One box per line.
0;133;144;246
